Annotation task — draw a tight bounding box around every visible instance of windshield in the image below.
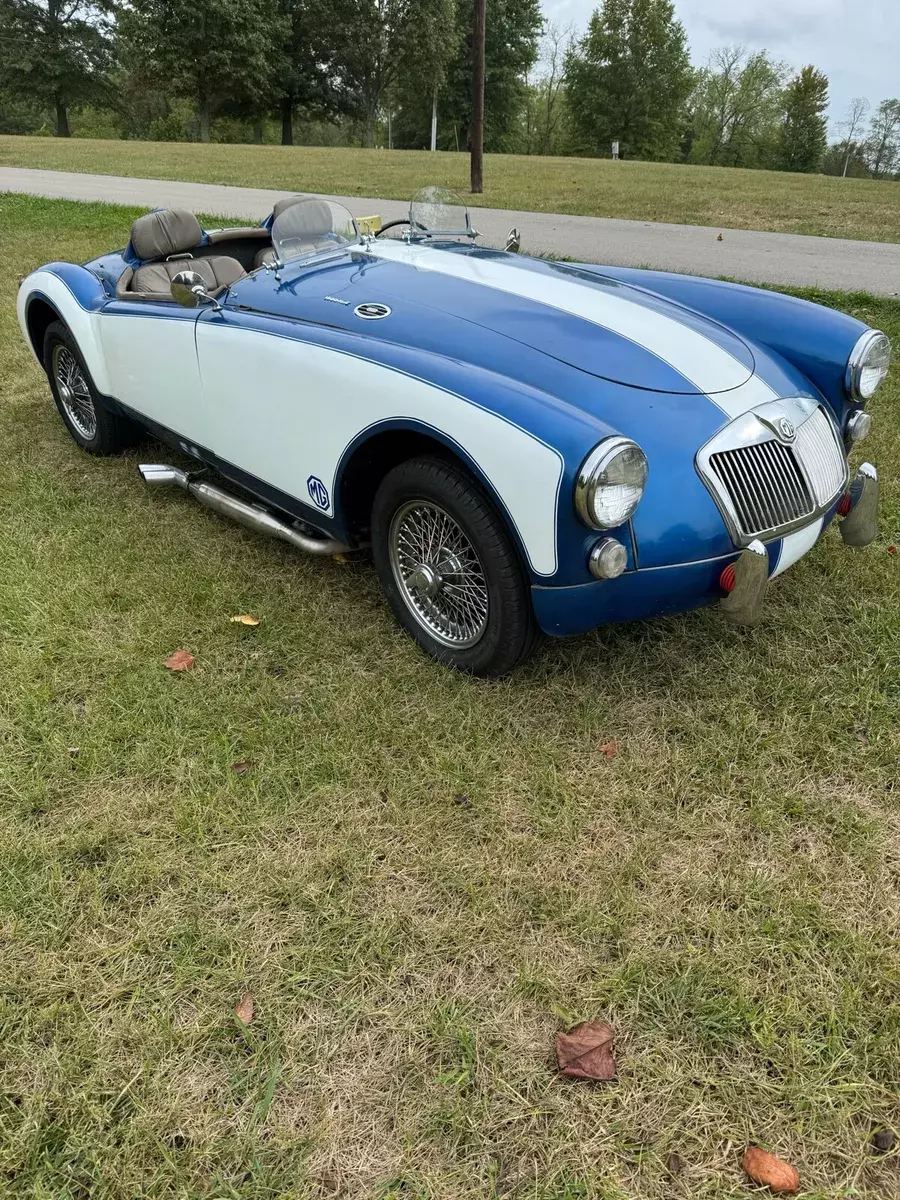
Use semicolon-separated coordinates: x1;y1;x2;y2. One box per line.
271;197;360;265
408;186;472;238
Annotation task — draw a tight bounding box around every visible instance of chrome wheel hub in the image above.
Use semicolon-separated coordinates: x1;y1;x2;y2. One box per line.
389;501;489;649
52;346;96;440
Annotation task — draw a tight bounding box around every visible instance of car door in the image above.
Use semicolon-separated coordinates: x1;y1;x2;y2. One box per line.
193;257;364;521
98;294;208;446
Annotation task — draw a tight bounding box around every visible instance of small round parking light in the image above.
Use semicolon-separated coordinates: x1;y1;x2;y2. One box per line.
589;537;628;580
847;410;872;443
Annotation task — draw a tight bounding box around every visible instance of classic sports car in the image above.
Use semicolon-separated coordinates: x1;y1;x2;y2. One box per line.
17;187;887;675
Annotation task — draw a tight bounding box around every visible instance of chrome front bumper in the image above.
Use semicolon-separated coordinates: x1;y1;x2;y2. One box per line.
721;463;878;626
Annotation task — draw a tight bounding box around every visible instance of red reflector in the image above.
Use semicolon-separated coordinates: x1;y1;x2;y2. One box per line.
720;563;736;593
838;492;852;516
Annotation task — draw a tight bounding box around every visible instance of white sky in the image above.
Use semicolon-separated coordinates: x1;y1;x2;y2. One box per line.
543;0;899;137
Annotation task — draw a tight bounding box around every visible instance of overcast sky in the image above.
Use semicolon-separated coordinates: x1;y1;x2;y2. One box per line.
543;0;898;137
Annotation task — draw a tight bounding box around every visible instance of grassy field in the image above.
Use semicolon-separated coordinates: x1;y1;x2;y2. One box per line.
2;191;900;1199
3;134;900;244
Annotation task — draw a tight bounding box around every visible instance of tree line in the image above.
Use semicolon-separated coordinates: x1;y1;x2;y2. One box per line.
1;0;898;180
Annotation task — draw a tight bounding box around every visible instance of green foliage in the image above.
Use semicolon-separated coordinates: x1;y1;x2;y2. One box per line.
0;0;114;136
776;65;828;173
117;0;288;143
688;47;787;169
324;0;459;148
865;98;900;179
564;0;693;160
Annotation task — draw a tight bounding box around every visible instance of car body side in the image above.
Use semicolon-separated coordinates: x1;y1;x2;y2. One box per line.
17;239;870;637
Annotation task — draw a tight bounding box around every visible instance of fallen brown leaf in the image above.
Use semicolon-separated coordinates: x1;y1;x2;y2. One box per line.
163;650;195;671
231;759;254;774
889;545;897;556
665;1151;686;1176
717;232;724;241
555;1020;616;1081
741;1147;799;1194
230;614;261;626
234;991;254;1024
597;740;618;760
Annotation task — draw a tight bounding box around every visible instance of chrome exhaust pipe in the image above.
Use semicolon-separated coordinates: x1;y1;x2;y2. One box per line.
138;463;350;556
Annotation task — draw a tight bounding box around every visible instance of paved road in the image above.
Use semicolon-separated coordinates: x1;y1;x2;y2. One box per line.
3;165;898;296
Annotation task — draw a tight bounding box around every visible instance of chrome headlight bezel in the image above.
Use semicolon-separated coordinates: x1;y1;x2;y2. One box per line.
845;329;891;402
575;436;648;530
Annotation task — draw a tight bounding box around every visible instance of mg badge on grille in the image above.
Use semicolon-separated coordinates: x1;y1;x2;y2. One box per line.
777;416;796;441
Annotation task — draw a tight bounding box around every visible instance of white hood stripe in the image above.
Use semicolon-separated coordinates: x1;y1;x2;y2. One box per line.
369;241;777;419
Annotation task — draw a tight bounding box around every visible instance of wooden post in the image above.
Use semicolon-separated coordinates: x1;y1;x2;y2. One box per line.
470;0;485;193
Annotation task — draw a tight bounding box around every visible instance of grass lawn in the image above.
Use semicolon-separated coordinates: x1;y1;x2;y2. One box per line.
2;192;900;1200
3;135;900;245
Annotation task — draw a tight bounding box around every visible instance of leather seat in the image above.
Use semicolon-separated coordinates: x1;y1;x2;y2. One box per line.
132;256;245;296
119;207;246;300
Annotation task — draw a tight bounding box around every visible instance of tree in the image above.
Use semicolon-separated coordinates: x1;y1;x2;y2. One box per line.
688;46;786;168
776;65;828;172
432;0;542;153
564;0;693;160
837;96;869;177
327;0;457;148
0;0;114;136
118;0;286;143
529;21;571;154
864;99;900;179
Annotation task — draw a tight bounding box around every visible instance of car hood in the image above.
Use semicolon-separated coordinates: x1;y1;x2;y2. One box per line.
226;241;793;405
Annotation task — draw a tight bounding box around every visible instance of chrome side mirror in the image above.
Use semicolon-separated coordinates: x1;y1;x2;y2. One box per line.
505;227;521;254
171;269;219;309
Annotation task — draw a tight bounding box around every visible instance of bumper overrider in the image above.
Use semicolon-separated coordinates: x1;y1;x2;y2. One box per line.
720;462;878;626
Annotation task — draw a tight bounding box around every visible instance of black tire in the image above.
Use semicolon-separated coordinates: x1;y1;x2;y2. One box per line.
43;320;141;455
371;455;543;676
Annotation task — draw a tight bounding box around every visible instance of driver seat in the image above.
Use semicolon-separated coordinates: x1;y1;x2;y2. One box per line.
119;208;246;300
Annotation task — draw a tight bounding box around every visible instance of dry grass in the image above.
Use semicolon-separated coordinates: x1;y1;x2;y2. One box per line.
1;192;900;1198
3;135;900;243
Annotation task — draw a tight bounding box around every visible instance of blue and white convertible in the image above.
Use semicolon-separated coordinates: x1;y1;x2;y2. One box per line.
17;187;888;675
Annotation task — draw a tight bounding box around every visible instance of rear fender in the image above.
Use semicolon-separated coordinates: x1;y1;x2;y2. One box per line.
18;265;111;394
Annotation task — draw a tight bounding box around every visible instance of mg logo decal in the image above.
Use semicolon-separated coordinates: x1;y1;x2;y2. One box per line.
307;475;329;509
777;416;796;441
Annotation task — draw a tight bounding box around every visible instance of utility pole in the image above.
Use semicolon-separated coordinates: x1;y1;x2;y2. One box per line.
471;0;485;193
431;86;438;152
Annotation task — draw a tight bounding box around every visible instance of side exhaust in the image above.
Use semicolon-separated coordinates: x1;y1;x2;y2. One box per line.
138;463;350;557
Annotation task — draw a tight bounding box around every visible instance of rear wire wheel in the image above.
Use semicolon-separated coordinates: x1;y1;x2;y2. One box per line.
43;320;141;455
371;456;542;676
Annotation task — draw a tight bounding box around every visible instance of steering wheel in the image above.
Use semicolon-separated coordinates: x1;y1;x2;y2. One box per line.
374;217;430;237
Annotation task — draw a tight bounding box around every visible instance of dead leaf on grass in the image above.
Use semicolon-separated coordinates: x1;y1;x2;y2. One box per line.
230;614;261;626
741;1146;799;1194
665;1151;686;1176
231;759;255;775
163;650;195;671
889;545;897;556
555;1020;616;1081
597;740;618;760
234;991;254;1024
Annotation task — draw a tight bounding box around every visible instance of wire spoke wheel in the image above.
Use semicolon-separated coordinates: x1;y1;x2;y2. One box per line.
389;500;490;648
53;345;97;440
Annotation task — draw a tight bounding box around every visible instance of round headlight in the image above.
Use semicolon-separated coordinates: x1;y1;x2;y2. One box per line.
575;437;648;529
846;330;891;401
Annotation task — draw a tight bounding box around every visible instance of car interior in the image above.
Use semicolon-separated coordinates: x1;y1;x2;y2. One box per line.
114;198;339;301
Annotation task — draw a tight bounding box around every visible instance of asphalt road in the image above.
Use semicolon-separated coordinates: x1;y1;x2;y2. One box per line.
3;165;898;296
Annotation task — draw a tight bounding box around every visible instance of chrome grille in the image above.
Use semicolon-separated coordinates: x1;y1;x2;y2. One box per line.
710;440;812;536
794;405;847;505
697;399;848;544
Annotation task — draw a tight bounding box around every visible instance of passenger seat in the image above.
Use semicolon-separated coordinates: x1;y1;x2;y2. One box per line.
118;208;246;300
